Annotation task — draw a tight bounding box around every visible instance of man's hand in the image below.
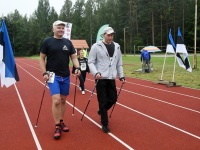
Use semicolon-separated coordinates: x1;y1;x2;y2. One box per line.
95;72;102;80
120;77;126;84
75;68;81;77
43;71;50;82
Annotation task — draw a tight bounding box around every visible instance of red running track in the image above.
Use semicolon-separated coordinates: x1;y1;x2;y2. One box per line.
0;57;199;150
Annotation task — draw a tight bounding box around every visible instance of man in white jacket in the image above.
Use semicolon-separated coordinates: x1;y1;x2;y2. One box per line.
88;27;125;133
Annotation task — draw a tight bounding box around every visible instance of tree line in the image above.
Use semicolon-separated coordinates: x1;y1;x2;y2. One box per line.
0;0;199;56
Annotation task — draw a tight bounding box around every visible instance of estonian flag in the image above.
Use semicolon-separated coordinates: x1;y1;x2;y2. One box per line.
0;19;19;88
166;29;175;54
168;28;192;72
176;27;192;72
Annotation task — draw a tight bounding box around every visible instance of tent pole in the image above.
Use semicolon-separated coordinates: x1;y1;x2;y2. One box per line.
160;52;167;80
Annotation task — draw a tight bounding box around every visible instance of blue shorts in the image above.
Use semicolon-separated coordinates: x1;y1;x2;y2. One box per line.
48;75;70;96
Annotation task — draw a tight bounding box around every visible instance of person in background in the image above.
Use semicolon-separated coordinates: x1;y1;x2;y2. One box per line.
39;20;80;140
72;50;90;94
88;26;125;133
140;49;151;73
82;47;87;58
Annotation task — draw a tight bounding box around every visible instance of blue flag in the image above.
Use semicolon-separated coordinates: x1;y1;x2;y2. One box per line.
0;19;19;87
167;28;192;72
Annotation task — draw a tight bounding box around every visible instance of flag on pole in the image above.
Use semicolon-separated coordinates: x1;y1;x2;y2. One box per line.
176;27;192;72
168;28;191;72
166;30;175;54
0;19;19;88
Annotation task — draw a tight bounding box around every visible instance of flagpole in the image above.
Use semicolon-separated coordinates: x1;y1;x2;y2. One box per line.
193;0;198;69
160;52;167;80
172;54;177;82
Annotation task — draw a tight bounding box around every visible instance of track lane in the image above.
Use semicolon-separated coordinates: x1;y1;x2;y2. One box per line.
18;58;200;112
16;59;134;149
15;58;200;149
18;58;200;137
0;80;39;149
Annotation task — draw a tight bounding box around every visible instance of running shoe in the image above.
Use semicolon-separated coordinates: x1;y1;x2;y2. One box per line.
60;122;69;132
102;125;110;133
54;127;61;139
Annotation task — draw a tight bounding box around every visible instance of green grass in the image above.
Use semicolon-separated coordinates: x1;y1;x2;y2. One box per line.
28;55;40;60
29;54;200;89
123;54;200;89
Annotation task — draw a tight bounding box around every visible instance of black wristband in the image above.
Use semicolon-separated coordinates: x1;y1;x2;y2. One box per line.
43;71;49;77
75;67;81;71
95;72;101;77
120;77;125;81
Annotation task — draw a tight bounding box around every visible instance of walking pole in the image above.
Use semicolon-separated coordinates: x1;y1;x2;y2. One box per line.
81;80;98;121
35;82;47;128
109;82;124;118
72;77;78;116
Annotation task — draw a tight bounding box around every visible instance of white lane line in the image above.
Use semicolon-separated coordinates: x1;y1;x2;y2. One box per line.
85;77;200;114
14;84;42;150
17;59;200;100
125;80;200;100
17;64;134;150
126;76;200;91
17;63;200;141
116;102;200;140
66;101;134;150
17;60;200;114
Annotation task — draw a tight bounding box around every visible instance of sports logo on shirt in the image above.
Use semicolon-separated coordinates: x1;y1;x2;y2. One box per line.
63;45;68;50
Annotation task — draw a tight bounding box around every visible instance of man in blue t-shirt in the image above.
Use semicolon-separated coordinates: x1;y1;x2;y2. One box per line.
140;49;151;73
40;20;80;140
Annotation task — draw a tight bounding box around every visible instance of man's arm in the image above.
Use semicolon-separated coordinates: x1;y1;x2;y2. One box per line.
88;45;99;77
39;52;46;74
140;53;143;62
116;52;124;78
39;52;50;81
70;54;80;68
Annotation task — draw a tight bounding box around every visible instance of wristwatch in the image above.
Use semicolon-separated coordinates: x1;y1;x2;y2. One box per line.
43;71;50;77
75;67;81;71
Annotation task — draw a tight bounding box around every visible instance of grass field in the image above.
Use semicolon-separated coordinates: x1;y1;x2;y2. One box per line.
123;54;200;89
30;54;200;89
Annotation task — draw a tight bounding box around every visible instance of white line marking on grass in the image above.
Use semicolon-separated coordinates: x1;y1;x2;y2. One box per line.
116;102;200;140
14;84;42;150
66;101;134;150
17;63;134;150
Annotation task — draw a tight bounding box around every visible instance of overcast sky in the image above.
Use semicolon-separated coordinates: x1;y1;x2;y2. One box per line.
0;0;76;17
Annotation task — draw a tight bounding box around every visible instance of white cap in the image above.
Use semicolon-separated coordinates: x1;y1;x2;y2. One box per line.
103;27;115;35
53;20;65;27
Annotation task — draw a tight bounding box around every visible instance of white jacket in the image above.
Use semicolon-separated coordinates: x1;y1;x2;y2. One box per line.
88;41;124;79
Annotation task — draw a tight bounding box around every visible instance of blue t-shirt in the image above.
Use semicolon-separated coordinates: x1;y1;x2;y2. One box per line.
141;50;150;61
40;37;76;77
